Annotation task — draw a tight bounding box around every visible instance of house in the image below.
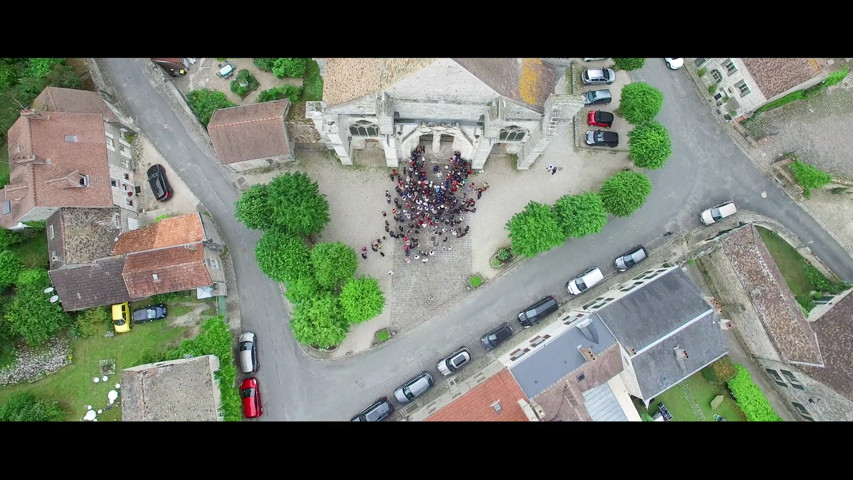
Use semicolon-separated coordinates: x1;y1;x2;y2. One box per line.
208;100;294;173
111;212;226;300
416;266;728;421
2;87;139;231
691;58;827;121
151;58;186;77
306;58;583;170
699;222;853;421
121;355;222;421
425;369;535;422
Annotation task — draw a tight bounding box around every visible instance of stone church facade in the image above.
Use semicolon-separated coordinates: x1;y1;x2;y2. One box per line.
306;58;583;170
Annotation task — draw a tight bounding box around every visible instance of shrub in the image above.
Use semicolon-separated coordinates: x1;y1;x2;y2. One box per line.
301;59;323;102
497;248;512;261
789;160;832;198
186;88;237;127
620;82;664;125
640;411;654;422
273;58;307;78
469;275;483;288
628;120;672;169
708;84;717;94
727;364;782;421
257;85;302;103
612;58;645;71
230;69;260;98
154;214;172;222
796;294;816;313
697;67;707;77
599;170;652;217
802;259;851;294
70;306;109;339
701;356;738;385
374;329;390;343
253;58;276;71
0;229;23;250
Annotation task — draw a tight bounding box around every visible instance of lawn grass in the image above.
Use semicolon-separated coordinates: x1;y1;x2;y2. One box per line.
636;366;747;421
756;226;814;297
300;59;323;102
0;321;190;421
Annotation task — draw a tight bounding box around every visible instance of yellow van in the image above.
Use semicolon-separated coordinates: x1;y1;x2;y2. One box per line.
111;302;131;333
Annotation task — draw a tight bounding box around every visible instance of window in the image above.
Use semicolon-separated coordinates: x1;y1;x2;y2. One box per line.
722;59;737;76
105;135;115;151
765;369;787;387
577;373;585;382
79;175;90;187
735;80;751;97
110;179;118;187
48;225;55;240
349;120;379;137
710;69;723;83
499;125;526;142
694;58;707;68
781;370;805;389
791;402;814;421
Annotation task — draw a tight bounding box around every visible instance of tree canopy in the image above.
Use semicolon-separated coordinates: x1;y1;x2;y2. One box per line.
272;58;308;78
0;250;23;291
506;201;565;258
0;392;65;422
186;88;237;127
628;120;672;170
599;170;653;217
284;275;323;306
613;58;646;71
4;269;71;347
266;172;330;236
311;242;358;290
620;82;664;125
339;276;386;325
290;293;348;349
254;228;312;284
553;192;609;239
234;184;274;230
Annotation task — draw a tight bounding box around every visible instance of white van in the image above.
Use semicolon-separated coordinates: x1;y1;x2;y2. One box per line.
566;267;604;295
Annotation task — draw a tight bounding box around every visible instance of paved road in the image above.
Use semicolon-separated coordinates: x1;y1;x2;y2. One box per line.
102;58;853;421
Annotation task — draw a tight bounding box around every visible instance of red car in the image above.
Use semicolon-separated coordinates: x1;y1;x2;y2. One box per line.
240;377;263;418
587;110;614;128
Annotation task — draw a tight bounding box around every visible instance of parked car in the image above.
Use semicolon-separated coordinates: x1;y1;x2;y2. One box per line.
437;347;472;376
583;89;612;106
614;245;648;272
240;377;263;418
131;304;167;324
582;58;608;62
393;372;434;404
351;397;394;421
587;110;614;128
585;130;619;148
582;68;616;85
699;201;737;225
147;164;173;202
238;331;259;373
517;296;559;328
566;267;605;295
664;58;684;70
480;322;514;350
111;302;131;333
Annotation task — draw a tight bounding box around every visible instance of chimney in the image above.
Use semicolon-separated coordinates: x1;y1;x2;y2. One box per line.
675;346;689;360
578;346;596;362
13;154;48;166
20;109;46;119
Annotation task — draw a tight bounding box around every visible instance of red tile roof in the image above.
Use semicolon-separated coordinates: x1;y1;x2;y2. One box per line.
208;100;291;165
742;58;822;99
123;244;212;299
426;369;531;422
112;213;204;255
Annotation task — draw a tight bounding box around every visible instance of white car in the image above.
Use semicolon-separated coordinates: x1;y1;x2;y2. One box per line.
238;331;259;373
437;347;471;376
665;58;684;70
699;202;737;225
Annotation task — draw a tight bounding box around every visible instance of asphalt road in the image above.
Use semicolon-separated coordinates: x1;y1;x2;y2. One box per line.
101;58;853;421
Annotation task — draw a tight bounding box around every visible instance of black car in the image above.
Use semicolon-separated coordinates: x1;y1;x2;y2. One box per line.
480;322;514;350
147;164;173;202
131;304;167;324
585;130;619;148
582;89;612;106
517;296;559;328
351;397;394;422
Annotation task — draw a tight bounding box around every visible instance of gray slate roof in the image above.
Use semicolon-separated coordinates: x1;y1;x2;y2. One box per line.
48;255;130;312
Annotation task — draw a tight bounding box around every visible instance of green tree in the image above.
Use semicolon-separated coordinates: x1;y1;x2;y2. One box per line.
230;69;260;98
506;201;565;258
789;160;832;198
727;364;782;422
234;184;274;230
5;269;71;347
257;85;302;103
290;293;348;348
25;58;63;78
311;242;358;290
253;58;276;71
0;250;23;290
0;391;65;421
620;82;664;124
255;228;312;284
71;306;109;338
628;120;672;169
272;58;307;78
599;170;652;217
553;192;608;239
186;88;237;127
613;58;646;71
267;172;330;236
284;275;323;306
339;276;385;325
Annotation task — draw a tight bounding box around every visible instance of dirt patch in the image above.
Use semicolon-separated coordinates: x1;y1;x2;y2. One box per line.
167;301;219;337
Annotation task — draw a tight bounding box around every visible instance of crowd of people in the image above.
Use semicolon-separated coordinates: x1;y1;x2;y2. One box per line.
363;146;488;265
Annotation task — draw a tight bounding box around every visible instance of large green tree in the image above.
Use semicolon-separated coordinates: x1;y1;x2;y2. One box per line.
186;88;237;127
267;172;330;236
290;293;348;349
506;201;565;258
234;183;274;230
599;170;653;217
254;228;312;283
0;392;65;422
620;82;664;125
272;58;307;78
0;228;22;249
284;276;323;306
5;269;71;346
339;276;385;325
628;120;672;170
0;250;23;290
311;242;358;290
613;58;646;71
553;192;608;239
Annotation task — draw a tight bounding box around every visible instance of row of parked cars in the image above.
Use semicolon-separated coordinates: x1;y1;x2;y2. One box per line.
580;66;619;149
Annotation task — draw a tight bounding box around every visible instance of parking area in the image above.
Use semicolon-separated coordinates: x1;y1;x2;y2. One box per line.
573;59;632;152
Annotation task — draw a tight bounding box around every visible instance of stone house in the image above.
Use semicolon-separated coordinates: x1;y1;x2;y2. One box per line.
306;58;583;170
121;355;222;421
208;99;294;173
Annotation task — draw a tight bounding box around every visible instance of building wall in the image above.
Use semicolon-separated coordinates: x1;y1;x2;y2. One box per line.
758;359;853;421
104;123;136;212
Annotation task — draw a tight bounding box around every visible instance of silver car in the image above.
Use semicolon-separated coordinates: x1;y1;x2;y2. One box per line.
238;331;258;373
393;372;434;404
582;68;616;85
614;245;648;272
437;347;471;376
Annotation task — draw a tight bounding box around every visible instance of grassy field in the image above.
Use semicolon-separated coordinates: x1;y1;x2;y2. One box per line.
0;320;191;421
635;366;748;421
756;226;815;297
